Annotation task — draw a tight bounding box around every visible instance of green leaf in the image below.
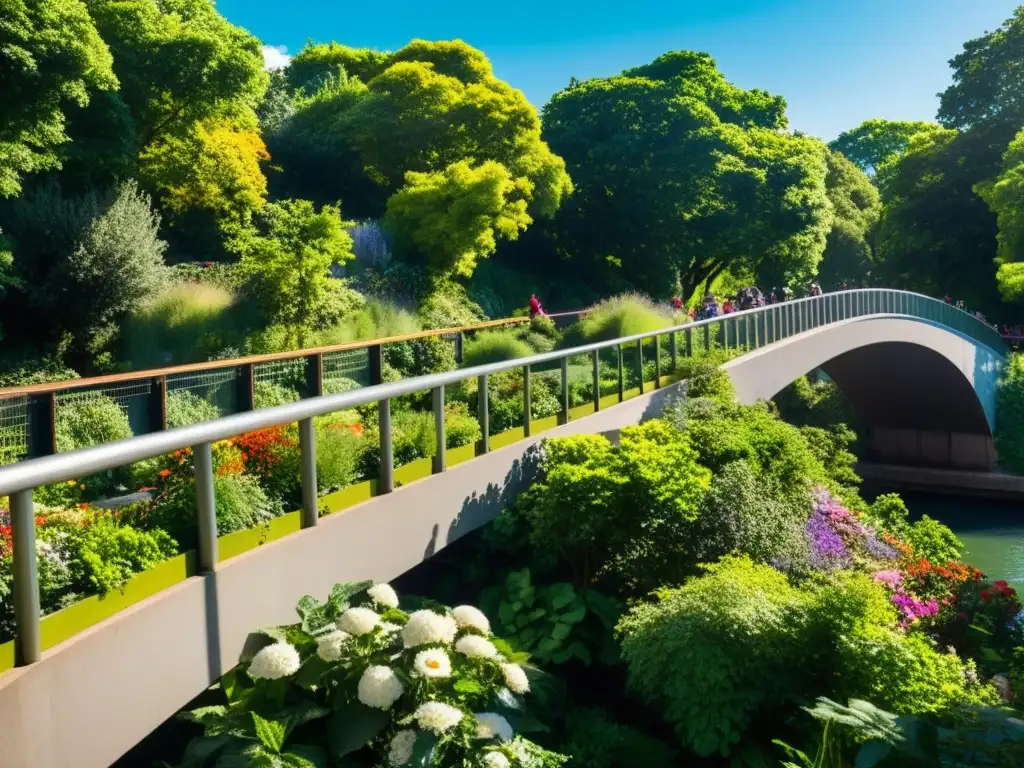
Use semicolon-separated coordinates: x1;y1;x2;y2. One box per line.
559;603;587;624
328;702;389;759
281;701;332;735
179;734;233;768
498;601;516;628
546;582;576;610
294;655;332;690
281;744;329;768
179;705;228;728
454;677;486;695
221;668;245;704
252;713;287;754
550;622;573;641
408;732;437;768
327;581;373;616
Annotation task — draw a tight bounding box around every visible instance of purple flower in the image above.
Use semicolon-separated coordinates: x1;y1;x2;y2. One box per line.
806;508;850;570
865;536;899;560
891;592;939;625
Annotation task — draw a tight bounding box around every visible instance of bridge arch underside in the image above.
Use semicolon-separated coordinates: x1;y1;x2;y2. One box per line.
723;316;1004;470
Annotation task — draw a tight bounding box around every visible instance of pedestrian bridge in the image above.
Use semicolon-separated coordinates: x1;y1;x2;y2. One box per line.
0;289;1008;767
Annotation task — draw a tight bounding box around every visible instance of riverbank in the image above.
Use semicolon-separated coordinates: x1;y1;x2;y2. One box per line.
857;462;1024;502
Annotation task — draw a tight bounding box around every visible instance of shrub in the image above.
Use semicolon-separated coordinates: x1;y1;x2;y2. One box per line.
516;421;710;592
475;370;562;433
530;313;558;339
693;460;810;568
995;353;1024;474
418;280;488;328
618;556;813;757
314;420;367;494
253;381;301;410
863;493;963;564
317;298;420;345
462;330;534;367
562;708;677;768
835;624;999;714
166;391;221;428
558;293;672;349
774;375;861;434
123;282;239;366
175;581;567;767
55;396;133;452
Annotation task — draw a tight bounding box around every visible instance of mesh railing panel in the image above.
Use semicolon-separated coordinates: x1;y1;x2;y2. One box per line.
0;396;28;465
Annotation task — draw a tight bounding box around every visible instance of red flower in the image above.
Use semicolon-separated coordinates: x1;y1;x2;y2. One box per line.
981;590;990;601
994;580;1008;588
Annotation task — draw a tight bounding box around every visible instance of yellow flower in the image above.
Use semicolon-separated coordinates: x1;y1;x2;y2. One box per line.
67;480;77;487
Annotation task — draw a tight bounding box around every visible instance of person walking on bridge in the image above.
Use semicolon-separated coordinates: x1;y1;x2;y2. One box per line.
528;294;546;319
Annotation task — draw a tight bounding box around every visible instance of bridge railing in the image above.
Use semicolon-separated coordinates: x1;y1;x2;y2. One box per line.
0;288;1005;669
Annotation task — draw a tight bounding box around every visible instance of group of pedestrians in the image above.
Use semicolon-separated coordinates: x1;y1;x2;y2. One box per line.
675;281;825;321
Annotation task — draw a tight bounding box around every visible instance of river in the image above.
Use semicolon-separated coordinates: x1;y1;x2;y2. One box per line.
880;490;1024;589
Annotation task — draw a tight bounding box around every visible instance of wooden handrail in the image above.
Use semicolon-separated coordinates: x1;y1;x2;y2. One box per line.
0;314;550;398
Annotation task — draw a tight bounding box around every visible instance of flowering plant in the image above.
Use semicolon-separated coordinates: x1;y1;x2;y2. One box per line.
176;581;566;767
804;489;897;572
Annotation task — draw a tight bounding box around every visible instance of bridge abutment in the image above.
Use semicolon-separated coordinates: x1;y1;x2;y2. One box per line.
867;428;997;471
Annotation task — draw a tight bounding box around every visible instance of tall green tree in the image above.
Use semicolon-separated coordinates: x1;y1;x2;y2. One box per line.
272;39;572;232
540;53;831;298
977;129;1024;301
285;41;390;91
0;0;117;197
237;199;354;346
829;119;943;177
384;160;531;278
816;150;880;288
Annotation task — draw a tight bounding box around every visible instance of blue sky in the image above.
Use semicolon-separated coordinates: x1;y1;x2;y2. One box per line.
224;0;1021;141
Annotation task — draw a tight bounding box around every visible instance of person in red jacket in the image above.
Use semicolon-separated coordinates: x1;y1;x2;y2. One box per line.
529;294;544;318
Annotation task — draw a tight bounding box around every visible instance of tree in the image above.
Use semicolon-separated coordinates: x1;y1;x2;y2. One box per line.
0;180;167;360
237;200;354;346
84;0;268;151
874;128;1003;312
541;53;831;298
977;129;1024;300
829;119;943;177
938;6;1024;132
384;160;531;278
0;0;117;197
272;39;571;225
816;150;881;288
284;42;390;91
139;119;269;255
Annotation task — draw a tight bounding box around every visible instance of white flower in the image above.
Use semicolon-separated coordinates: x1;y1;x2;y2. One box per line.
316;630;350;662
338;606;380;636
452;605;491;634
368;583;400;609
414;700;464;734
413;647;452;678
455;634;499;659
501;663;530;694
247;642;301;680
402;610;457;648
388;729;417;766
482;752;510;768
381;621;401;635
474;712;514;742
357;665;404;709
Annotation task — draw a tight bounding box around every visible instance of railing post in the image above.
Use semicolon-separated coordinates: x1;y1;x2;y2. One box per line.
722;318;729;350
671;331;678;371
636;339;644;394
27;392;57;458
148;375;168;433
654;334;662;388
306;353;324;398
592;349;601;412
379;398;394;492
368;344;384;386
703;324;711;353
478;375;490;453
454;332;465;365
685;327;693;358
11;488;40;666
432;386;446;474
559;357;570;425
617;344;625;402
194;442;218;571
298;418;318;528
237;363;255;412
523;365;532;437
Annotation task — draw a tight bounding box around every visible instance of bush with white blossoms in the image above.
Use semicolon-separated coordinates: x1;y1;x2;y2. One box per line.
174;580;567;768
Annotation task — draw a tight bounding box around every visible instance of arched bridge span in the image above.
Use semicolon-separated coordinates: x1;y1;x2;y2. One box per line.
723;315;1005;468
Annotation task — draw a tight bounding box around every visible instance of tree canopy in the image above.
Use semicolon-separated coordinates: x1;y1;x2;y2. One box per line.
0;0;117;197
816;150;880;288
539;53;831;298
829;119;943;177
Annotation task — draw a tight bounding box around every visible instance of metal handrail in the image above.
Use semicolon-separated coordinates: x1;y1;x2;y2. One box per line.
0;288;1007;666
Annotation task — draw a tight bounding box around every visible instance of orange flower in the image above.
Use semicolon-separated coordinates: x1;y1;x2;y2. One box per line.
158;469;172;478
78;503;88;510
